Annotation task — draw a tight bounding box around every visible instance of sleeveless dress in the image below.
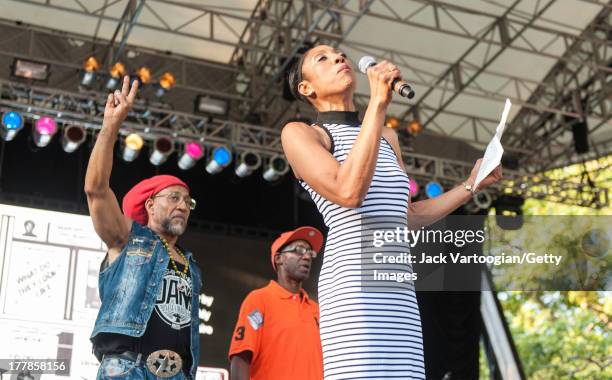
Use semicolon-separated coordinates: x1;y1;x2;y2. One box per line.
299;111;426;379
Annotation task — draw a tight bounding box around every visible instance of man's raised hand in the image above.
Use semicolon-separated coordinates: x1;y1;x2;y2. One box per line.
103;75;139;131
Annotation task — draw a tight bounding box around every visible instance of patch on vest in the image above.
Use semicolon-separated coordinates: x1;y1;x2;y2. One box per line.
247;309;263;331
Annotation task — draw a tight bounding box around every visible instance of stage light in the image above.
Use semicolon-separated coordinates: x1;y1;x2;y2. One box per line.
494;195;525;230
473;189;492;209
33;116;58;147
385;117;399;129
106;62;126;89
12;59;49;81
235;151;262;178
135;66;152;86
463;200;480;214
407;120;422;136
408;178;419;198
425;181;443;198
1;111;24;141
61;125;86;153
206;145;232;174
195;95;228;116
581;228;609;259
156;72;176;98
149;136;174;165
178;142;204;170
263;155;290;182
81;56;100;86
122;133;144;162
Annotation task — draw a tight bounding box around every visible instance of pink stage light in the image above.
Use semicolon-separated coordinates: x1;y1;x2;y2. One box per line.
33;116;58;147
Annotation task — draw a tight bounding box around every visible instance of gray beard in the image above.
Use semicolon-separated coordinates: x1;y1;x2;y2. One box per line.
161;217;186;236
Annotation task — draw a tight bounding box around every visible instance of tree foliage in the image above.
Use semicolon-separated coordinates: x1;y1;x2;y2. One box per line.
483;156;611;379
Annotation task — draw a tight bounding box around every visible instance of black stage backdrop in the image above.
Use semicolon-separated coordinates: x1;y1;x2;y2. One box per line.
180;227;323;368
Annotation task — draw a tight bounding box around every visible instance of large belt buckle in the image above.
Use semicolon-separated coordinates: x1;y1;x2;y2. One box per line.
145;349;183;378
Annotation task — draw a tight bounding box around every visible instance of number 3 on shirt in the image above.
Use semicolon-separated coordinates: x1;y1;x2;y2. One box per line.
234;326;245;341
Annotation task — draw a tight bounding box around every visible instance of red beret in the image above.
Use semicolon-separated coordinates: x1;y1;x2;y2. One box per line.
122;175;189;225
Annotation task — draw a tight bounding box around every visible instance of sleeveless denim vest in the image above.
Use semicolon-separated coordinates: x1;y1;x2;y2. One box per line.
90;222;202;378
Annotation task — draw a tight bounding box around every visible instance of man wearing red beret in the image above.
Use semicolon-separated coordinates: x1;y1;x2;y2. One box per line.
228;226;324;380
84;76;202;380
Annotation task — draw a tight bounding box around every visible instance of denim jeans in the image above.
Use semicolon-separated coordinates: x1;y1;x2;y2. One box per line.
97;356;188;380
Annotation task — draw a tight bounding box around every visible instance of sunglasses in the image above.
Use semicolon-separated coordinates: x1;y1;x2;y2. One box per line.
280;245;318;259
151;192;196;210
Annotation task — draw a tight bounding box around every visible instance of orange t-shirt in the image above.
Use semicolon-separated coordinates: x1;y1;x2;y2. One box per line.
228;280;323;380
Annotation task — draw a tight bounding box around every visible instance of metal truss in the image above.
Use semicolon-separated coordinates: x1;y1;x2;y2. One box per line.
0;17;541;154
12;0;278;56
229;0;374;114
13;1;609;143
0;78;283;157
342;0;611;70
0;78;607;209
389;0;605;151
230;0;611;135
0;18;251;122
104;0;147;65
231;0;610;155
404;152;608;209
346;0;611;168
505;6;612;171
3;1;609;162
398;0;553;127
0;0;609;204
15;0;611;66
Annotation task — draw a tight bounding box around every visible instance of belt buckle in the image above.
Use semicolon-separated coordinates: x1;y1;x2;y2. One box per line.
145;349;183;378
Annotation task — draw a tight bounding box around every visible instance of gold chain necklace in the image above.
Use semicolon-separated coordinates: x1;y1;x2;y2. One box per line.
159;236;189;276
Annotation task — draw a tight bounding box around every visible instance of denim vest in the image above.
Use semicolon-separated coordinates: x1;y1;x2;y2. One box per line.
90;222;202;378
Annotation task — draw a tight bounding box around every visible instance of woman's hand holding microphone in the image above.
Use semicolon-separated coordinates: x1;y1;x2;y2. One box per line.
366;60;402;108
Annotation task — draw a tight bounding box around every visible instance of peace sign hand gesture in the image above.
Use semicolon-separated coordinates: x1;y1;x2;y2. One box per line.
103;75;139;133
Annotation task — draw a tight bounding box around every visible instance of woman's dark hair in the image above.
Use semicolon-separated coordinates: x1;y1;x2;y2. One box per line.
287;51;309;103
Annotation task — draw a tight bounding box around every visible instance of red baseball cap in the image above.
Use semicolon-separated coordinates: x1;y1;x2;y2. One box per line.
270;226;324;271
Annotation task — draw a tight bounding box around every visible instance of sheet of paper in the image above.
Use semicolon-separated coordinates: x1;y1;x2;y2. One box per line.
474;99;512;189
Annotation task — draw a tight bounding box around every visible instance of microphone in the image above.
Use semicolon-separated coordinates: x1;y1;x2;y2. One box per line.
358;56;415;99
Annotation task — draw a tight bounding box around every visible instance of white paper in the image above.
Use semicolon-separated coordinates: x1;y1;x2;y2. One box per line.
474;99;512;189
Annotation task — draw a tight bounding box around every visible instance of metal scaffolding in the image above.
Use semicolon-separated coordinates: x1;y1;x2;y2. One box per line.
0;17;557;153
0;77;607;208
506;5;612;171
0;0;609;209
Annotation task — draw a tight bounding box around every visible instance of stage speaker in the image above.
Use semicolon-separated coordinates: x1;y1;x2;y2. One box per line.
572;119;590;154
501;152;519;170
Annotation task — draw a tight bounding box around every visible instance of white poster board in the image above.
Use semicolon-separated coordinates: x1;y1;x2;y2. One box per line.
0;204;105;379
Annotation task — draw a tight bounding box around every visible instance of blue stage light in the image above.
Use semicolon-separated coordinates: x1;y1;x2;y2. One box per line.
1;111;24;141
206;145;233;174
213;146;231;166
425;181;443;198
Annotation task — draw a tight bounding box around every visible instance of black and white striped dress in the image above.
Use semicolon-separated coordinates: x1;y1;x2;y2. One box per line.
300;111;425;379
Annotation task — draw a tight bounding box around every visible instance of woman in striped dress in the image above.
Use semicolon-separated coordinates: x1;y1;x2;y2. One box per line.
281;44;502;379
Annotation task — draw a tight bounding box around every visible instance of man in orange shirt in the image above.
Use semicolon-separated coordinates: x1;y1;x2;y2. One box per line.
229;226;324;380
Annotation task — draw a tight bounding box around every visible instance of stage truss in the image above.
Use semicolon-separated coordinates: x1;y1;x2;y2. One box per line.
0;0;609;209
